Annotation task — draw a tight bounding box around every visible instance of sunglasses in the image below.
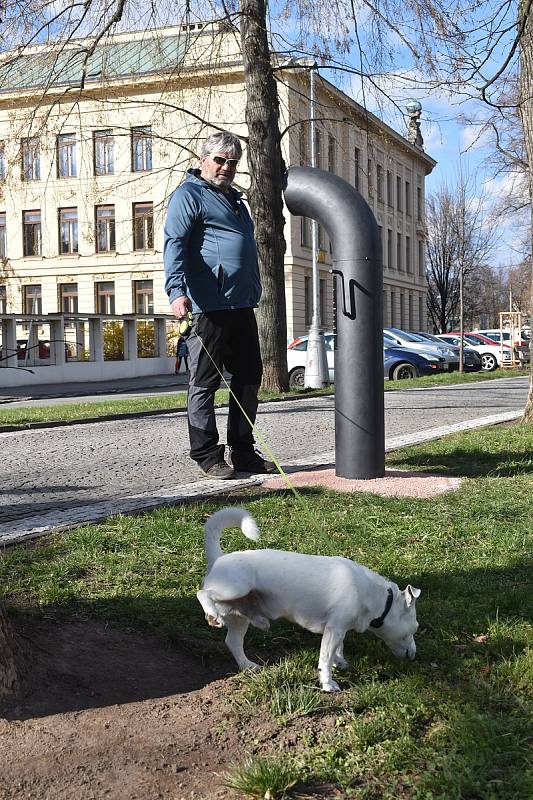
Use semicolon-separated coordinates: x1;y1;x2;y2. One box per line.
210;155;239;167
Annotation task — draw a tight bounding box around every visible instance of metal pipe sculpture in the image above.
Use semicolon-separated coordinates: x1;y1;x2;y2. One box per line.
284;166;384;478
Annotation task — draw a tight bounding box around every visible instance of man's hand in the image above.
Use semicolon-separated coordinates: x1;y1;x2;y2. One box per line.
171;295;192;319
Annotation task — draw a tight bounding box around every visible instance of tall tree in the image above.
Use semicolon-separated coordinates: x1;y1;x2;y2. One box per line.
426;176;496;333
519;0;533;419
240;0;288;390
0;607;25;698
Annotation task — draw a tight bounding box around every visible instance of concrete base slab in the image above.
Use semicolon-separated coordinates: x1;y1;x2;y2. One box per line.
262;466;462;497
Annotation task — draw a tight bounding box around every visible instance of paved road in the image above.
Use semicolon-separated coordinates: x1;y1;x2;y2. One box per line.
0;377;528;542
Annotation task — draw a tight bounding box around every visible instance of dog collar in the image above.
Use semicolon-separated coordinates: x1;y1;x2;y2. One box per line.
369;587;394;629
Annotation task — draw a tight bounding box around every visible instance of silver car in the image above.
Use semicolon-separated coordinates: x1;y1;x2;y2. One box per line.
414;331;482;371
383;328;459;370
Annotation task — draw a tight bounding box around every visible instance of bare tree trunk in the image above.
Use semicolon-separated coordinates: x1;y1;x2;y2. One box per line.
0;605;24;698
239;0;289;392
520;0;533;422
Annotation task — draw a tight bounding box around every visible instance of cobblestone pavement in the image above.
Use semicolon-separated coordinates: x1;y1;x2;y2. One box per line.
0;377;528;544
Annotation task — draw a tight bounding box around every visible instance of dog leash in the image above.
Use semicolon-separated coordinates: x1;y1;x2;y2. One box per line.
181;317;336;554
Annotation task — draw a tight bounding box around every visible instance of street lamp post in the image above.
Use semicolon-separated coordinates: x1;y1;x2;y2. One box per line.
304;62;329;388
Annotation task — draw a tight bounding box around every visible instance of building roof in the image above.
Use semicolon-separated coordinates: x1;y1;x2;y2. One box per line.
0;31;192;93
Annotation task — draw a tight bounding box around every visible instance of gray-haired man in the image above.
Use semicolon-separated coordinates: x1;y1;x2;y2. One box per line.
164;131;275;479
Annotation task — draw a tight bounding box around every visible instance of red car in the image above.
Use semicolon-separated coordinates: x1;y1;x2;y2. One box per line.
16;339;51;360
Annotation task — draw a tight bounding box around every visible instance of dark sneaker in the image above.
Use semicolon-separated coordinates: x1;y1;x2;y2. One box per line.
199;461;236;480
230;450;277;474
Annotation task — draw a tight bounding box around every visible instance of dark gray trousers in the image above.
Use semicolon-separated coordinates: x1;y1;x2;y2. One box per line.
186;309;263;469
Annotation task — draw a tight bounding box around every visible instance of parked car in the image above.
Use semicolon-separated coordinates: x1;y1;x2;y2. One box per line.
414;331;482;372
473;329;530;364
383;327;460;370
287;333;447;387
475;328;530;347
16;338;51;360
437;333;512;371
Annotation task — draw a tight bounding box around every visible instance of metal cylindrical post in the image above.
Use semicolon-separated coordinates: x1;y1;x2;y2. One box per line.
284;166;384;478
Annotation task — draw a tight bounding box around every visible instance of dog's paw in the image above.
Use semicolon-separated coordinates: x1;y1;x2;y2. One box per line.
239;660;261;672
333;657;348;670
321;680;341;693
206;614;224;628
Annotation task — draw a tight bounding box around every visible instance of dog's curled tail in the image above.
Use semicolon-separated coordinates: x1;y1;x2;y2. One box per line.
203;507;259;571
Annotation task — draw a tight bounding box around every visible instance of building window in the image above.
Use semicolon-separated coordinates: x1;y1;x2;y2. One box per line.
59;207;78;254
0;143;5;181
132;126;152;172
397;232;402;271
134;279;154;314
0;212;6;259
387;170;393;206
59;283;78;314
367;159;373;197
417;186;422;221
354;147;360;189
313;130;322;168
57;133;77;178
298;122;309;166
387;229;393;269
95;281;115;314
327;135;336;173
400;293;405;328
300;216;311;248
390;290;396;327
133;202;154;250
377;164;384;203
22;138;40;181
95;205;115;252
419;295;424;329
418;238;424;276
22;284;42;314
0;285;6;313
396;175;402;211
409;294;414;329
406;235;411;273
94;130;114;175
23;210;41;256
405;181;411;216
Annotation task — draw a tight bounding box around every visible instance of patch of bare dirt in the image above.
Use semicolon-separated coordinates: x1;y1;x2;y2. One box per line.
0;616;341;800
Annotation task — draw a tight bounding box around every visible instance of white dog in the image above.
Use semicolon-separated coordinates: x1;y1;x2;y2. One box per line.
197;508;421;692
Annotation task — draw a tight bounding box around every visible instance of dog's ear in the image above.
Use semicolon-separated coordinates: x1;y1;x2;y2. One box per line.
404;585;421;608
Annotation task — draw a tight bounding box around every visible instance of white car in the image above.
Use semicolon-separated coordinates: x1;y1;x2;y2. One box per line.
473;329;530;364
436;333;512;371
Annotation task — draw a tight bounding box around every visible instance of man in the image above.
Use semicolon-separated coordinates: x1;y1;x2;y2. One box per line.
164;131;275;479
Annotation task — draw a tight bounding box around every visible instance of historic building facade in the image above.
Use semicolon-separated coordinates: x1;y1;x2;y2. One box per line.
0;22;435;342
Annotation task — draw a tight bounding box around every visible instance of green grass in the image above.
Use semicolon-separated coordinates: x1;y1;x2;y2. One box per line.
1;422;532;797
224;755;301;799
0;368;528;429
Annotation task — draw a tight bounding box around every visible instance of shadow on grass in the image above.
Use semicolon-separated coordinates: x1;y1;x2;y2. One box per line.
387;447;533;478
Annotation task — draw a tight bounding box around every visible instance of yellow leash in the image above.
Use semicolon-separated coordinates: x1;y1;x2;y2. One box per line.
189;327;336;554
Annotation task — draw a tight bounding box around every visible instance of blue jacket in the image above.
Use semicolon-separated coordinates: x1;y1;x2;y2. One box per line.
163;170;262;313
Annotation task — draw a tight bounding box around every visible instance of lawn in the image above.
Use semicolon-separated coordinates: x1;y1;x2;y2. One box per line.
0;368;528;429
0;422;532;798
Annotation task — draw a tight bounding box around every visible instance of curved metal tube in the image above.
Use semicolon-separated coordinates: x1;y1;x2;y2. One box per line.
284;166;384;478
